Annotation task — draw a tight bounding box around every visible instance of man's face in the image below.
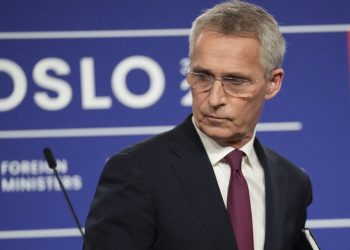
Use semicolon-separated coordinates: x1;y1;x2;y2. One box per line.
190;29;283;148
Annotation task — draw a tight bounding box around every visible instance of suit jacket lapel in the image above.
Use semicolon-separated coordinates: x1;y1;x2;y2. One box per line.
254;139;288;250
168;117;237;250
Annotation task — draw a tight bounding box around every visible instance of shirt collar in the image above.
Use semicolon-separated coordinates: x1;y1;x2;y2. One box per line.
192;116;256;167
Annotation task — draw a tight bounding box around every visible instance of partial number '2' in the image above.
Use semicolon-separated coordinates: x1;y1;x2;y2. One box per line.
179;58;191;107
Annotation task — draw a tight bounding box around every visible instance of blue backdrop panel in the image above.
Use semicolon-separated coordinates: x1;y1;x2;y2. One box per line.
0;1;349;249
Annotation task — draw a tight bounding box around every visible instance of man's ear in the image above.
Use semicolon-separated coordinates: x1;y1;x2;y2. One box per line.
265;68;284;100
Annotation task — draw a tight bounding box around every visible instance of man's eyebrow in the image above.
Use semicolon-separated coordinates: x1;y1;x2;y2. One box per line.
191;66;213;75
223;72;250;79
192;66;250;79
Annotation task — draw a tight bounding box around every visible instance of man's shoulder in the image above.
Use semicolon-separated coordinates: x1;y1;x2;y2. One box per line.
102;116;197;179
123;128;174;156
119;116;195;159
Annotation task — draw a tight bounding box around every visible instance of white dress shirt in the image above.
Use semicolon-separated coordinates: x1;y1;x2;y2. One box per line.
192;118;266;250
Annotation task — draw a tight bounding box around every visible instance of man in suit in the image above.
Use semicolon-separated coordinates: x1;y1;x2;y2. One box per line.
84;1;314;249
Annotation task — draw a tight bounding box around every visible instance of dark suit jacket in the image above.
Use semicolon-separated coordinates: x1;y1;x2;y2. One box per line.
84;116;313;250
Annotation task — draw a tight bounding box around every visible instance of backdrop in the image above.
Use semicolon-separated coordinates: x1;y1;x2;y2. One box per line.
0;1;349;249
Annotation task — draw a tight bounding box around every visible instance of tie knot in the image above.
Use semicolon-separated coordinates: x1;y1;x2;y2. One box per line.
224;150;244;171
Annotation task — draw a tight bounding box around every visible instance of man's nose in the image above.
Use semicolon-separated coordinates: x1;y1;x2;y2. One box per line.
208;80;226;107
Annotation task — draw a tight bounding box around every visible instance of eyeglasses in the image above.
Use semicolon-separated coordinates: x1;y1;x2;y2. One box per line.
186;71;254;98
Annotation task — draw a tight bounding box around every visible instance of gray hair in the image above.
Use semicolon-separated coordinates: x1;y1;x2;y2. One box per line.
189;0;286;76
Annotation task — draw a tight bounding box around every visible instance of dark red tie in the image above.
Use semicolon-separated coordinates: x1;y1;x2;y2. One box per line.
225;150;254;250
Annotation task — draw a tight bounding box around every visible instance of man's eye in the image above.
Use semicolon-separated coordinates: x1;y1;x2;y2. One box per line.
195;72;212;81
225;77;249;85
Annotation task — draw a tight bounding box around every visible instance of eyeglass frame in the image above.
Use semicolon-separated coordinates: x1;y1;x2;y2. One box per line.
185;67;256;97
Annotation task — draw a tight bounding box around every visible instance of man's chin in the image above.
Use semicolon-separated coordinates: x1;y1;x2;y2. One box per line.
201;127;244;143
199;126;245;145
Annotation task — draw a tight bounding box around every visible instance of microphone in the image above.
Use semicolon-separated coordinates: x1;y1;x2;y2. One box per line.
43;147;85;240
302;228;320;250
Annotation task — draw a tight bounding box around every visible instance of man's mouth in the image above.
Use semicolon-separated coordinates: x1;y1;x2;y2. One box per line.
205;115;230;122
